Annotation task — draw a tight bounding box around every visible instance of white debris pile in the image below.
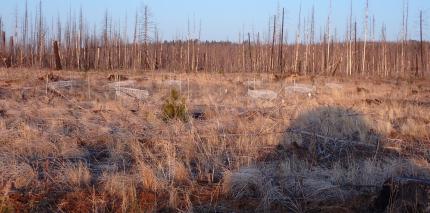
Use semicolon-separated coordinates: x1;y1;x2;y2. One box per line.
248;89;278;100
115;87;149;101
285;83;316;94
48;80;82;90
108;80;136;88
325;83;343;90
108;80;149;101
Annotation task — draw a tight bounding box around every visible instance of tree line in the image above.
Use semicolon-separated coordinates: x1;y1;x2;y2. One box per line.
0;0;428;78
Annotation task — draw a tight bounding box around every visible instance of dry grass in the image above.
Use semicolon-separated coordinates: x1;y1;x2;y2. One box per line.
0;68;429;212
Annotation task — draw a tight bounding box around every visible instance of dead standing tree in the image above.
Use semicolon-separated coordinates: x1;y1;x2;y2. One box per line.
419;10;425;77
1;31;5;50
138;5;152;70
0;17;3;48
270;15;276;72
278;8;285;73
53;40;62;70
362;0;369;75
36;0;46;68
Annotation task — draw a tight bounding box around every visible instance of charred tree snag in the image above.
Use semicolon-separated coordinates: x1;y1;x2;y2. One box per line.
8;36;13;67
53;40;62;70
1;31;5;49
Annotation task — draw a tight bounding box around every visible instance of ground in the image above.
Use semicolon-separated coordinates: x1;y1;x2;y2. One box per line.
0;68;429;212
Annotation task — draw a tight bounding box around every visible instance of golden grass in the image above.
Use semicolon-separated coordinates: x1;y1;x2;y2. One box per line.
0;68;429;211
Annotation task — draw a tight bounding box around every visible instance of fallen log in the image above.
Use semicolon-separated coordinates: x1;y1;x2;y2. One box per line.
108;80;136;88
115;87;149;101
47;80;82;90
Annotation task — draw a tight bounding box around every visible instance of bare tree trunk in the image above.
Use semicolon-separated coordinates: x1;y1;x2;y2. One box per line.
0;18;2;47
270;15;276;72
311;6;315;74
381;24;388;77
278;8;285;73
186;19;190;71
400;0;408;76
362;0;368;75
348;0;353;76
248;33;253;72
22;0;28;65
294;6;302;74
1;31;5;50
8;36;14;67
191;40;196;72
241;33;245;72
326;0;332;73
196;22;201;71
354;21;358;73
96;48;100;69
420;10;424;77
304;18;309;75
53;40;62;70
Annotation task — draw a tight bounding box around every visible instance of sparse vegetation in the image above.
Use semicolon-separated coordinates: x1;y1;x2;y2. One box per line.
0;70;428;212
0;0;429;212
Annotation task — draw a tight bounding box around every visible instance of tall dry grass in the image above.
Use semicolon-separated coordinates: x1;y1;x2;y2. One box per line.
0;69;429;211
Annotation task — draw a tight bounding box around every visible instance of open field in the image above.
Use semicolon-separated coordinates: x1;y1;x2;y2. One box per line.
1;0;430;212
0;68;429;212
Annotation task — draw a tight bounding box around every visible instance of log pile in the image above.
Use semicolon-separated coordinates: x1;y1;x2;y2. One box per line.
115;87;149;101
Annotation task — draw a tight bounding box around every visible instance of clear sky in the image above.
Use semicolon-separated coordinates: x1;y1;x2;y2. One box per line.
0;0;429;42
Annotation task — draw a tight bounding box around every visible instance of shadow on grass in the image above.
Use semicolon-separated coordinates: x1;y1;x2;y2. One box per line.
222;106;430;213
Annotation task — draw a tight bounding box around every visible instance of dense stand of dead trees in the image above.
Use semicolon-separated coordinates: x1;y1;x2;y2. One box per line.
0;2;429;78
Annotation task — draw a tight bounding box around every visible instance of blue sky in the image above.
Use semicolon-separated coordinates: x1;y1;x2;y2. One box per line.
0;0;429;42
